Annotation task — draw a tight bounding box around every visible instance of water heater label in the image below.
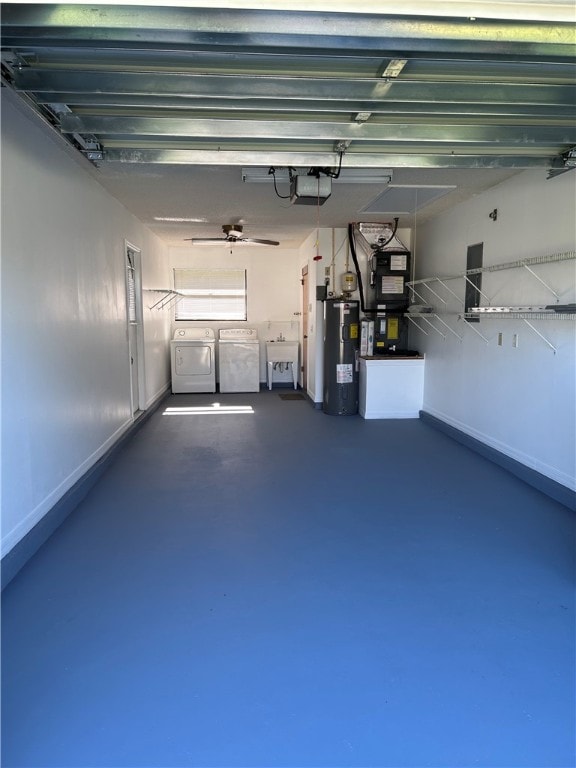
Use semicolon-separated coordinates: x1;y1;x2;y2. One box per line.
350;323;358;339
336;364;353;383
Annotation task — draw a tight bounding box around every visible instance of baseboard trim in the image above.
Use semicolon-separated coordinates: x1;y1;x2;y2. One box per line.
1;389;170;590
420;410;576;512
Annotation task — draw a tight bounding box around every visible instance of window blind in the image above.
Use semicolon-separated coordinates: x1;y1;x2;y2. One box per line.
126;250;137;324
174;268;247;321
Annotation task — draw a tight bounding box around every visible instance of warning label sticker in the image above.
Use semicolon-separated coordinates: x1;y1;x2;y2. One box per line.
336;364;354;383
390;254;407;271
381;275;405;294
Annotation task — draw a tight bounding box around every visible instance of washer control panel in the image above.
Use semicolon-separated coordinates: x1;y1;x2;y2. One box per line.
219;328;258;341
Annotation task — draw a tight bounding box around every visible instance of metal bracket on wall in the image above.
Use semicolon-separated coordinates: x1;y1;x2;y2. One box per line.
408;314;446;339
464;310;576;353
406;313;446;339
522;319;557;353
432;314;464;340
406;314;429;335
145;289;183;310
458;316;490;343
520;263;560;300
411;281;447;307
465;250;575;301
463;275;491;305
407;313;463;341
408;277;464;309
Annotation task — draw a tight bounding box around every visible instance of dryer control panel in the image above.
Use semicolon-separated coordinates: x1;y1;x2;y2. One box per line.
173;328;215;340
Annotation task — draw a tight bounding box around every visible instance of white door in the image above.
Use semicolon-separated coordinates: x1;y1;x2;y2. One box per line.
125;244;143;414
301;265;308;391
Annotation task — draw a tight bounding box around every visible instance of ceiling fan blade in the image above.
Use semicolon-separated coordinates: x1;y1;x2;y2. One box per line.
240;238;280;246
184;238;228;245
185;237;280;246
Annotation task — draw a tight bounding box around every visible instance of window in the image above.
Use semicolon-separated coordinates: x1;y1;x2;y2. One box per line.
174;268;247;321
126;248;137;324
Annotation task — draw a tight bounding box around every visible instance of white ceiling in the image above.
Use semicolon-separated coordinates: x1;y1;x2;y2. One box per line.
92;162;520;247
1;1;574;248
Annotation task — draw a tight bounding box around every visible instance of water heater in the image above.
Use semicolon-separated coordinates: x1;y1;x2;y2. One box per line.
323;299;360;415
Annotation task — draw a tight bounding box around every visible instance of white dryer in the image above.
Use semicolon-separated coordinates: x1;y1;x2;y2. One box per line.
171;328;216;393
218;328;260;392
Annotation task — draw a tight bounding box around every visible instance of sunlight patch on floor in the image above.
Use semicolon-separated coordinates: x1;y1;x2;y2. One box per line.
163;403;254;416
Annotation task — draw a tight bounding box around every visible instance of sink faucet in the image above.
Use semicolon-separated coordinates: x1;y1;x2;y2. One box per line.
278;333;285;341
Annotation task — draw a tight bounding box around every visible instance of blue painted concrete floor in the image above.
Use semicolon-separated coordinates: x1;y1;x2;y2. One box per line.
2;391;575;768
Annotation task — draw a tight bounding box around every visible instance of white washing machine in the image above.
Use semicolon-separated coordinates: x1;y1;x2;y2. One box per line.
171;328;216;393
218;328;260;392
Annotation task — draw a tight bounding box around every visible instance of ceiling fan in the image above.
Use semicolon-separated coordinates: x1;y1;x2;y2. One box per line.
184;224;279;246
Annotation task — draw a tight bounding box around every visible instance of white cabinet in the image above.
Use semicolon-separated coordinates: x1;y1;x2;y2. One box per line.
359;357;425;419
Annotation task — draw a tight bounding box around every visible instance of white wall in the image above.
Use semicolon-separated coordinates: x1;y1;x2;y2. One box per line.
412;169;576;490
299;227;351;402
169;244;303;383
299;230;323;401
1;92;172;556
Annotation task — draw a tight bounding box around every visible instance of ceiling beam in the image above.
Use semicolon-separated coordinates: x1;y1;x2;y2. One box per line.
2;5;575;60
9;47;576;80
100;148;563;168
14;70;576;108
30;94;576;122
59;115;576;145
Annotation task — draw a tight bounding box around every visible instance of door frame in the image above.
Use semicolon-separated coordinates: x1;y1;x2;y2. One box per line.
301;265;309;392
125;241;146;414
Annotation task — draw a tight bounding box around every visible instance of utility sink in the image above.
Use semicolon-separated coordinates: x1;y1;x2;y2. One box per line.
266;341;299;389
266;341;299;363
